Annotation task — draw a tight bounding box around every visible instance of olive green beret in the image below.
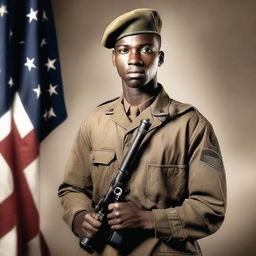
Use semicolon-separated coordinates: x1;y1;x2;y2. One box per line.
102;8;162;49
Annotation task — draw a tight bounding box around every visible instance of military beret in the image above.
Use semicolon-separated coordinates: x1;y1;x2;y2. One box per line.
102;8;162;49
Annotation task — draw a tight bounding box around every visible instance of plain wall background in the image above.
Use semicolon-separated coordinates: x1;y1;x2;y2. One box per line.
40;0;256;255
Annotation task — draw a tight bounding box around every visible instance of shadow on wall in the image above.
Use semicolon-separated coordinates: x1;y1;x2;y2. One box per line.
231;232;256;256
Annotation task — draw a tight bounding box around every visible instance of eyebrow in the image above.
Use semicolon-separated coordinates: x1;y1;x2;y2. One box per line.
115;43;154;48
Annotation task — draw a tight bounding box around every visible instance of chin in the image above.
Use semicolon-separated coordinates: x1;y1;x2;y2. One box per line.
126;79;148;88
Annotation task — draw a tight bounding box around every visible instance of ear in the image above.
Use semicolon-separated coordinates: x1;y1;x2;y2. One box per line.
112;50;116;67
158;51;164;66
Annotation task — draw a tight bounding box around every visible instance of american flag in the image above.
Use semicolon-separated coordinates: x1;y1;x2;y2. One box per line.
0;0;67;255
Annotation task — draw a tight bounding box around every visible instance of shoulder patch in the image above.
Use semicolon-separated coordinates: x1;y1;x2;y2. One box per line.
200;148;223;171
97;96;120;107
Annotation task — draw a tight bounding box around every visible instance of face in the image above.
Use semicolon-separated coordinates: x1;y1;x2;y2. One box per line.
112;34;164;89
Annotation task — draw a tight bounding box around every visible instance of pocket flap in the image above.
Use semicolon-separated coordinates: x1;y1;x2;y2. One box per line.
90;150;116;165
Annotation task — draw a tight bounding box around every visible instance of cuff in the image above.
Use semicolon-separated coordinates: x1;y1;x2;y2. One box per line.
152;208;185;242
152;209;172;240
60;192;93;229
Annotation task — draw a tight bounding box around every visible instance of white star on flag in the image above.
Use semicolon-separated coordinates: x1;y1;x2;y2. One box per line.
43;110;48;120
26;8;38;23
43;108;57;120
48;107;56;118
45;58;56;71
33;84;41;99
40;38;47;47
48;84;58;96
0;4;8;17
24;57;36;71
8;77;14;87
42;10;48;21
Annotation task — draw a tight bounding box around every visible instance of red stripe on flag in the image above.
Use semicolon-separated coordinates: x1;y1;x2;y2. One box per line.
11;121;40;255
12;119;39;170
0;124;17;239
0;127;15;171
0;193;16;238
0;119;50;255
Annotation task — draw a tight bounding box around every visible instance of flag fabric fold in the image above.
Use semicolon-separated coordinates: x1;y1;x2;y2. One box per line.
0;0;67;255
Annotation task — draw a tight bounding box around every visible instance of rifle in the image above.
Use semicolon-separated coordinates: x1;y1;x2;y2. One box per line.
79;118;151;253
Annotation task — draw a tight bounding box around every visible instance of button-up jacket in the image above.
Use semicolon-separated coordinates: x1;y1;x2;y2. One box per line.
58;85;226;256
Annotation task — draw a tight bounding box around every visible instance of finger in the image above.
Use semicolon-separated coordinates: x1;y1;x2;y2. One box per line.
108;203;120;211
108;217;122;226
107;212;114;219
107;209;120;219
108;203;114;211
85;214;102;228
110;224;123;230
82;221;99;234
111;221;135;230
91;212;100;220
81;228;94;238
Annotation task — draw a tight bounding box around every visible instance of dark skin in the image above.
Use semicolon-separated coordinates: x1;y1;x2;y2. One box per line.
74;33;164;238
113;33;164;105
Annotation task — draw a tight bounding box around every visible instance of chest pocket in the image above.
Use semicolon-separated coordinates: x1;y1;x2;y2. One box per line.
90;150;115;165
145;164;188;208
90;150;116;201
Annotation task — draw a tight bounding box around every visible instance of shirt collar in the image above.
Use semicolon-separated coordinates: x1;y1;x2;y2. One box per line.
105;83;194;120
122;87;159;115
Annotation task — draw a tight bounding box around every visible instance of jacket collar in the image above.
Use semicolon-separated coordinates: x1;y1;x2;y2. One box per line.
104;84;193;132
105;96;131;130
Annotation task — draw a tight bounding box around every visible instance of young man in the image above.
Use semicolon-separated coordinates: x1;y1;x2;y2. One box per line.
58;8;226;256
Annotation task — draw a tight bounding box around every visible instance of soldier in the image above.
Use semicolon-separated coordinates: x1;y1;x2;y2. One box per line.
58;8;226;256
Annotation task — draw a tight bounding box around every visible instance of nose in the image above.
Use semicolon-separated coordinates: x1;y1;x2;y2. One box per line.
128;50;143;66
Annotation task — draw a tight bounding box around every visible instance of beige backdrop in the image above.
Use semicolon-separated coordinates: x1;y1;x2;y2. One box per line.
40;0;256;255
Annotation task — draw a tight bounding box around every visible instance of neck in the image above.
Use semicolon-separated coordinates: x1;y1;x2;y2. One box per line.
122;80;158;106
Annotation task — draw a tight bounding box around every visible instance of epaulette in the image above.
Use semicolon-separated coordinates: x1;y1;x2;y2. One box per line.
97;96;120;107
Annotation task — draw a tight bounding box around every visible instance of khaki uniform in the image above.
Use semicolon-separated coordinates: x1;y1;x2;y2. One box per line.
59;85;226;256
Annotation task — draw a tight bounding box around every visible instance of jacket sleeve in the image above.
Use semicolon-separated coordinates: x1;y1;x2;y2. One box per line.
58;121;94;230
152;118;227;242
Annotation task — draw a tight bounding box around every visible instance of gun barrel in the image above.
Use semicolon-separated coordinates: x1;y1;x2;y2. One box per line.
120;119;151;172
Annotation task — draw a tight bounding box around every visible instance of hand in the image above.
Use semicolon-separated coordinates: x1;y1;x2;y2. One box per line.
107;202;154;231
73;211;102;238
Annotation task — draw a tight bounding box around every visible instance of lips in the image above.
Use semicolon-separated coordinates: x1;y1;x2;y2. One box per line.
126;70;145;78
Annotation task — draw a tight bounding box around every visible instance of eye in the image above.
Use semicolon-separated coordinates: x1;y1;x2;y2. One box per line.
141;47;153;54
118;48;129;54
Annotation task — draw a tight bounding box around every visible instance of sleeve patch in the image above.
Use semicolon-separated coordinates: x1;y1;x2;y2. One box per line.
200;148;223;171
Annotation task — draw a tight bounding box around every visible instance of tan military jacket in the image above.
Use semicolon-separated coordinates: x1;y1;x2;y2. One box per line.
59;85;226;256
